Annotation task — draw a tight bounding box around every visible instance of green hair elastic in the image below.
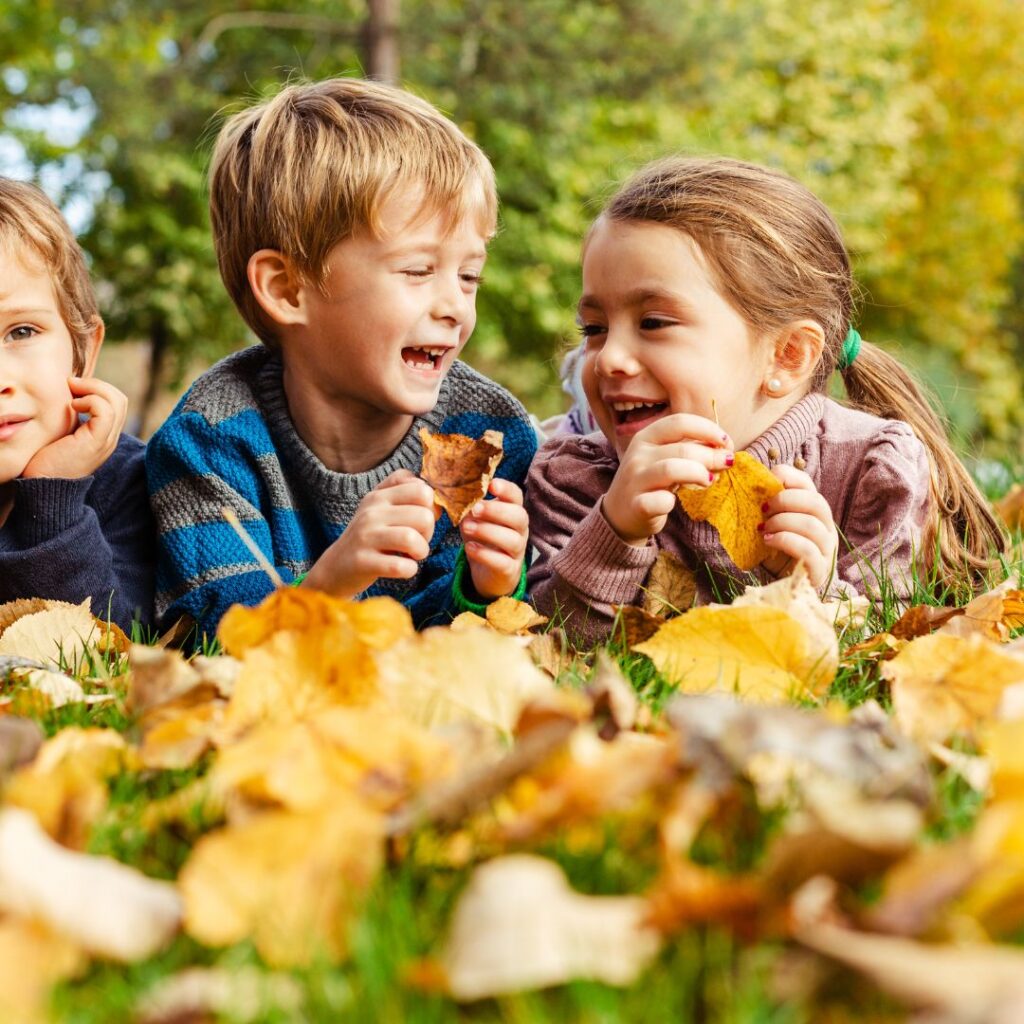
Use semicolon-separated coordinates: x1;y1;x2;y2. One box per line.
838;326;862;371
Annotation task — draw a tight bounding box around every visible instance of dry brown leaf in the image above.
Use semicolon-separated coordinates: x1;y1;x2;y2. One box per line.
485;597;548;635
5;727;130;848
128;644;211;714
180;801;382;967
419;428;504;525
618;605;666;648
641;549;697;617
0;717;44;775
0;600;98;668
637;604;837;702
0;807;181;961
587;652;638;738
441;855;661;999
375;627;555;737
136;966;305;1024
645;859;763;939
938;577;1024;642
527;628;577;679
995;484;1024;531
891;604;963;640
677;451;783;570
0;917;85;1024
840;631;904;668
884;634;1024;744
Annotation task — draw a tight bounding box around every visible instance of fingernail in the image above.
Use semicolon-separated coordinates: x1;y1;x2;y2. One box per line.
761;502;770;514
473;503;484;516
708;471;714;483
724;454;734;467
756;522;764;532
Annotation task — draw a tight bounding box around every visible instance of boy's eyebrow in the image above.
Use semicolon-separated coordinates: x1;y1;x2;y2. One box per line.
384;241;487;261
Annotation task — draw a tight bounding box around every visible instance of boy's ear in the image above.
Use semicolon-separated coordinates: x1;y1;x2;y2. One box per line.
80;317;105;377
764;319;825;397
247;250;308;328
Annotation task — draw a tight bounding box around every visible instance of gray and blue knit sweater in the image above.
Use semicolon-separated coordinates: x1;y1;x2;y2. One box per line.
145;346;537;640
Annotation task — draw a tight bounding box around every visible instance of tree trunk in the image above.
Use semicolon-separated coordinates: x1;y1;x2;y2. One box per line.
140;319;169;439
364;0;400;83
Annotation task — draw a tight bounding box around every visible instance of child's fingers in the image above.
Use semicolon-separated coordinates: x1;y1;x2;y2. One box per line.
761;513;834;557
461;521;527;559
371;478;435;509
486;478;524;505
637;459;714;492
70;395;119;449
464;542;518;576
378;469;423;490
465;496;529;531
639;413;732;449
370;553;421;581
367;525;431;561
652;441;734;469
770;463;816;490
633;488;678;521
762;487;832;521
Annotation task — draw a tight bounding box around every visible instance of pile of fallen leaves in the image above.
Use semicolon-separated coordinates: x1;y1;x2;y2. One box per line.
1;555;1024;1022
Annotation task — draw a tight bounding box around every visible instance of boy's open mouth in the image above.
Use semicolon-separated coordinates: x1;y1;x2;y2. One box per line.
610;400;668;426
402;346;447;371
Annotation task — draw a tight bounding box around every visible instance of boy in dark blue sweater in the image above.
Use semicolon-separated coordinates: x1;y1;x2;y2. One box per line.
146;78;535;639
0;178;154;629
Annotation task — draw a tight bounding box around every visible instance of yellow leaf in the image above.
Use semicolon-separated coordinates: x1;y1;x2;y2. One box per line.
0;917;84;1024
179;801;382;967
419;428;504;525
485;597;548;635
995;484;1024;531
641;549;697;617
636;605;836;701
677;451;782;570
375;627;555;737
883;634;1024;744
138;686;226;771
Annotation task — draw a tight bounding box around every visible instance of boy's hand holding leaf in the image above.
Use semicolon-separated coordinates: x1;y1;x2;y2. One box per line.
602;413;733;545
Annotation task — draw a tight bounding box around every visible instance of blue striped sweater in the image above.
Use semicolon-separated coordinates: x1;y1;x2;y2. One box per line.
146;346;537;639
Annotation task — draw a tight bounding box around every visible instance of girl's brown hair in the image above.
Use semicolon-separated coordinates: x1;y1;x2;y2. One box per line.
603;156;1007;591
0;177;99;374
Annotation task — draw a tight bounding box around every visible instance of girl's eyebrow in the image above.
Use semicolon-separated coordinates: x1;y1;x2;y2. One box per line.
0;306;50;318
578;287;690;313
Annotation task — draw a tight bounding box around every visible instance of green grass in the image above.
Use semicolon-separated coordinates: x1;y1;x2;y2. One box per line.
34;470;1024;1022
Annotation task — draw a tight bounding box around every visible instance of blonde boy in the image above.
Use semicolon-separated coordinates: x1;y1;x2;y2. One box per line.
0;178;154;627
146;78;536;637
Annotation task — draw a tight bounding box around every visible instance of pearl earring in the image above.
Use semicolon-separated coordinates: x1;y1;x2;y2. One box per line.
767;378;782;393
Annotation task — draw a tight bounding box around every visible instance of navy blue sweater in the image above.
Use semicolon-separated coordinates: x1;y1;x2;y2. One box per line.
0;434;155;630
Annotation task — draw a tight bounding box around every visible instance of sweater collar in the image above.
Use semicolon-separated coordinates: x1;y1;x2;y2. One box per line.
744;392;824;467
254;351;451;501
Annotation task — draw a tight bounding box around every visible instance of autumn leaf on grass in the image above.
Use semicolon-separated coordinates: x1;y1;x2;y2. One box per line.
0;600;97;669
642;549;697;618
180;800;382;968
485;597;548;635
0;917;84;1024
883;634;1024;744
0;807;181;961
995;483;1024;531
4;727;131;848
439;855;661;1000
677;451;782;570
936;577;1024;642
636;605;836;702
138;684;227;771
419;428;504;525
211;706;453;816
375;627;554;737
645;860;763;940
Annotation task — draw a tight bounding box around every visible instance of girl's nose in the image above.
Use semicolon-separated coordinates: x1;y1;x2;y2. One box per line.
594;328;641;377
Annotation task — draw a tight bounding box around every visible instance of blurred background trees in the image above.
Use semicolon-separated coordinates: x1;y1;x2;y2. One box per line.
1;0;1022;449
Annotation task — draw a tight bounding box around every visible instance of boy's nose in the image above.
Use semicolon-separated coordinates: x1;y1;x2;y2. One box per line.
431;274;471;325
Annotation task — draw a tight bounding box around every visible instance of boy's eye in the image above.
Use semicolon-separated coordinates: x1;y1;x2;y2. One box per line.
403;268;432;278
460;272;483;286
3;325;38;343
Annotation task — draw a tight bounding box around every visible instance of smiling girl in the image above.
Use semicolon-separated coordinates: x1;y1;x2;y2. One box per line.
526;157;1006;647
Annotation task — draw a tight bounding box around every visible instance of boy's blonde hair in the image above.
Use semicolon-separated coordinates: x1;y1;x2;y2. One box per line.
602;156;1007;591
0;177;99;374
209;77;498;346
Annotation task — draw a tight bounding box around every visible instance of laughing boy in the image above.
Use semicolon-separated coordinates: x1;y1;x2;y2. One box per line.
146;78;536;639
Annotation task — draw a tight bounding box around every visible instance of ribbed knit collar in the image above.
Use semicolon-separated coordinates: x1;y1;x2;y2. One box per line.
254;351;452;502
745;392;825;467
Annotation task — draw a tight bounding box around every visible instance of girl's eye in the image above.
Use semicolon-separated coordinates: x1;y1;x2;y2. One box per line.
640;316;673;331
577;323;606;338
4;325;38;343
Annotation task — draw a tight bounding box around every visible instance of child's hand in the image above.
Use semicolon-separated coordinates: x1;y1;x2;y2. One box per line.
304;470;435;599
22;377;128;480
460;478;529;599
602;414;733;545
759;464;838;588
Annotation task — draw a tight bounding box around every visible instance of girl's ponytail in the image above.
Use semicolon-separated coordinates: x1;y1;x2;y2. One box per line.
841;339;1008;593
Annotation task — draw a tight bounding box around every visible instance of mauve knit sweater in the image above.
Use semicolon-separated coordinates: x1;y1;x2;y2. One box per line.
526;393;932;648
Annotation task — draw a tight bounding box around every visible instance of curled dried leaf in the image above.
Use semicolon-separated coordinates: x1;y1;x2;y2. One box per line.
419;428;504;525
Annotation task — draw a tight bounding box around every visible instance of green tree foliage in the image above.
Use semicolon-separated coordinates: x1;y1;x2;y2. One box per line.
2;1;1023;441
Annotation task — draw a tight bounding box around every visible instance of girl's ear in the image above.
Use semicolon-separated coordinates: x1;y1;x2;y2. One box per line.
764;319;825;397
247;249;308;328
80;316;105;377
